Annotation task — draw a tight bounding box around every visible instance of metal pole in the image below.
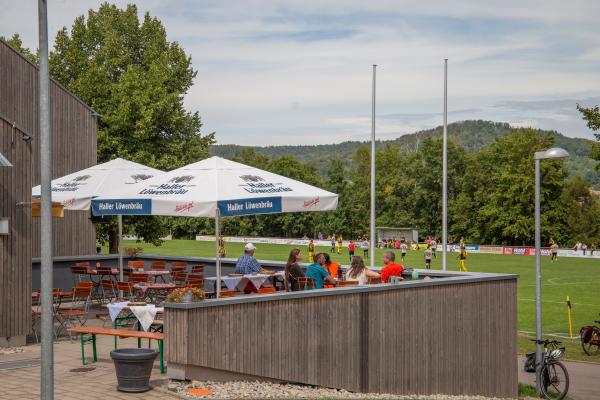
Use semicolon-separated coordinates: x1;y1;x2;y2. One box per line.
118;215;123;282
215;208;221;298
370;64;377;268
534;158;542;395
442;59;448;271
38;0;54;398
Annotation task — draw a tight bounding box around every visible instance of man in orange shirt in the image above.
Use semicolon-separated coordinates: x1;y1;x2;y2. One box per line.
380;251;404;283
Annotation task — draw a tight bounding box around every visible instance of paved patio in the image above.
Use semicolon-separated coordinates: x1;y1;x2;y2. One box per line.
0;319;172;399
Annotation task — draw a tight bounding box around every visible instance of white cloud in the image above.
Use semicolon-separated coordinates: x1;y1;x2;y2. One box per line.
2;0;599;145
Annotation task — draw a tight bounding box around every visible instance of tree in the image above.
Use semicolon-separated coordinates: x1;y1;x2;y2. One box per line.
577;104;600;170
1;33;38;64
48;3;215;251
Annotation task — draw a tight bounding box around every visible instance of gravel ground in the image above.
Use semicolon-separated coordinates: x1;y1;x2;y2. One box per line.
164;380;528;400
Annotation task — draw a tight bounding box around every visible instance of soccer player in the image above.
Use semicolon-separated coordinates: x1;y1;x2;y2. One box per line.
550;242;559;262
458;246;468;272
400;241;408;262
337;235;343;255
430;238;437;258
330;234;336;252
308;239;315;263
348;240;356;262
424;247;432;269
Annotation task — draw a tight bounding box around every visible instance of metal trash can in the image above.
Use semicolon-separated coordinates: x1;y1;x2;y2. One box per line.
110;348;158;392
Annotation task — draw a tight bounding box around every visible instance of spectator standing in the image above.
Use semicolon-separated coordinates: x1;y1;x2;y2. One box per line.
591;243;596;256
582;243;587;255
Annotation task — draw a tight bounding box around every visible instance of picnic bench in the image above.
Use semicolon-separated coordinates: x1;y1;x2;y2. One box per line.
68;326;165;373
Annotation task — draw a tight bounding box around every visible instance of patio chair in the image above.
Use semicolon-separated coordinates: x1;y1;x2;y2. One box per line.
128;260;145;270
257;286;276;294
171;261;188;270
186;273;204;286
367;277;382;284
150;260;166;270
172;271;188;285
189;265;204;273
100;280;117;303
297;277;317;290
129;272;150;284
219;290;236;298
337;280;359;286
71;264;89;285
116;281;136;301
56;286;92;339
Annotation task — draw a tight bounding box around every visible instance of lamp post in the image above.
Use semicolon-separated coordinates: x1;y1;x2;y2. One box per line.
534;147;569;395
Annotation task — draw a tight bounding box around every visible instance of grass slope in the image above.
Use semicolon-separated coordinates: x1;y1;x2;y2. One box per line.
114;239;600;362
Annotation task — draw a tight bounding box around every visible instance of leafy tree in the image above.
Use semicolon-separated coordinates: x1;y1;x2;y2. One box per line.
1;33;38;63
48;3;214;251
577;104;600;170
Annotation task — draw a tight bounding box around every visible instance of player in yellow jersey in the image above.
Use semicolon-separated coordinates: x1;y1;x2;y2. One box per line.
337;235;343;255
308;239;315;263
458;243;468;272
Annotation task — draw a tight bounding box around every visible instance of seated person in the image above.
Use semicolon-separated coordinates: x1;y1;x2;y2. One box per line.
306;253;337;289
346;256;380;285
322;253;340;288
235;243;269;293
380;251;404;283
285;248;305;292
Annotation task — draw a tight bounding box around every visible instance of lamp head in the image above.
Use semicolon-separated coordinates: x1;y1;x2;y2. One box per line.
534;147;569;160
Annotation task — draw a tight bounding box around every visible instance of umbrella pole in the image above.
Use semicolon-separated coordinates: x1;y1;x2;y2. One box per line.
118;214;123;286
215;208;221;298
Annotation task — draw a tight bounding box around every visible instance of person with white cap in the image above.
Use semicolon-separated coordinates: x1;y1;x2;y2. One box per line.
234;243;271;293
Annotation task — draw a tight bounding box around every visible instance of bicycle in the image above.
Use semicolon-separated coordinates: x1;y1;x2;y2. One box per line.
524;339;569;400
580;314;600;356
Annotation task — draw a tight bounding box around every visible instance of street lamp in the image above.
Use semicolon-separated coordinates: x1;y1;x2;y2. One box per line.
534;147;569;394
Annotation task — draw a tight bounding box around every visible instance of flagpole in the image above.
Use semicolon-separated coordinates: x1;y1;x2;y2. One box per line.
38;0;54;398
442;59;448;271
370;64;377;268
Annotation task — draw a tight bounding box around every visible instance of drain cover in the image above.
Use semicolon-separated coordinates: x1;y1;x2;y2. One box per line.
0;358;41;370
69;367;96;373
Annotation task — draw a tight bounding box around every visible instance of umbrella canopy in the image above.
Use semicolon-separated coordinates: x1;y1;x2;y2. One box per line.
91;156;338;217
32;158;163;210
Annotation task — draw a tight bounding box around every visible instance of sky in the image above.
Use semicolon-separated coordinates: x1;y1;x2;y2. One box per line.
2;0;600;145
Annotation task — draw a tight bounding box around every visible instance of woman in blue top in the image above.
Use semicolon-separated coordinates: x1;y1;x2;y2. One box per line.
305;253;337;289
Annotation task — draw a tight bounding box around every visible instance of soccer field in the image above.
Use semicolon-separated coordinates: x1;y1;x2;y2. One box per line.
117;239;600;337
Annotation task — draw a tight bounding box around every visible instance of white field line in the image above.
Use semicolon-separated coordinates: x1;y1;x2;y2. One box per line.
518;298;600;307
520;330;576;339
520;279;600;287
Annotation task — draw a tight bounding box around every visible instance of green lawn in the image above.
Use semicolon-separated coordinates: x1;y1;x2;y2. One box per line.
112;239;600;361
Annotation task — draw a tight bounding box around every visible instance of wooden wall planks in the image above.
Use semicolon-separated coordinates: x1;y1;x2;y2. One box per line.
165;279;517;398
0;39;97;339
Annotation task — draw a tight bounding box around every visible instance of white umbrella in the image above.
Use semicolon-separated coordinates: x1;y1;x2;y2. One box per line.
90;156;338;296
32;158;163;280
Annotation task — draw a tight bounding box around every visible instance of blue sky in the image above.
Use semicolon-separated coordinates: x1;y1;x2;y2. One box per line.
2;0;600;145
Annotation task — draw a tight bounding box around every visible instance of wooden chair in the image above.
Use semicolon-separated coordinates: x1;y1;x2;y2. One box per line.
367;276;382;284
257;286;276;294
171;261;188;270
337;280;359;286
100;280;117;303
129;272;149;284
75;282;94;289
219;290;236;298
116;281;136;301
186;274;204;287
71;264;89;284
297;277;316;290
150;261;166;270
128;260;145;270
56;286;92;338
189;265;204;274
172;271;187;285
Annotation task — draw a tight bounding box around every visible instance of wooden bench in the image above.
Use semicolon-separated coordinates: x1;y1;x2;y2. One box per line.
68;326;165;373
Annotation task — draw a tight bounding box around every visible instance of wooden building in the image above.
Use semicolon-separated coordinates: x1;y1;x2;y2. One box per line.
0;39;97;346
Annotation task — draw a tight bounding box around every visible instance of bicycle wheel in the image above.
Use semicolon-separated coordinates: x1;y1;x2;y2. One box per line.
540;361;569;400
581;329;600;356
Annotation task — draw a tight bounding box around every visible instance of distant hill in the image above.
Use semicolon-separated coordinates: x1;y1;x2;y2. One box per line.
211;120;599;188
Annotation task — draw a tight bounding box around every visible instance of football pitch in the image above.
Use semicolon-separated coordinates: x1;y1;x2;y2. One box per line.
118;239;600;338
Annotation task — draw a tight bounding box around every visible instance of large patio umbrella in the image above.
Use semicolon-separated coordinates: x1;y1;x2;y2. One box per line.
90;156;338;296
32;158;163;280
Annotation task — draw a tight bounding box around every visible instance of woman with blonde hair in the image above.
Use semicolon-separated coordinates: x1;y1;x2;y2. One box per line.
345;256;380;285
285;248;305;291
